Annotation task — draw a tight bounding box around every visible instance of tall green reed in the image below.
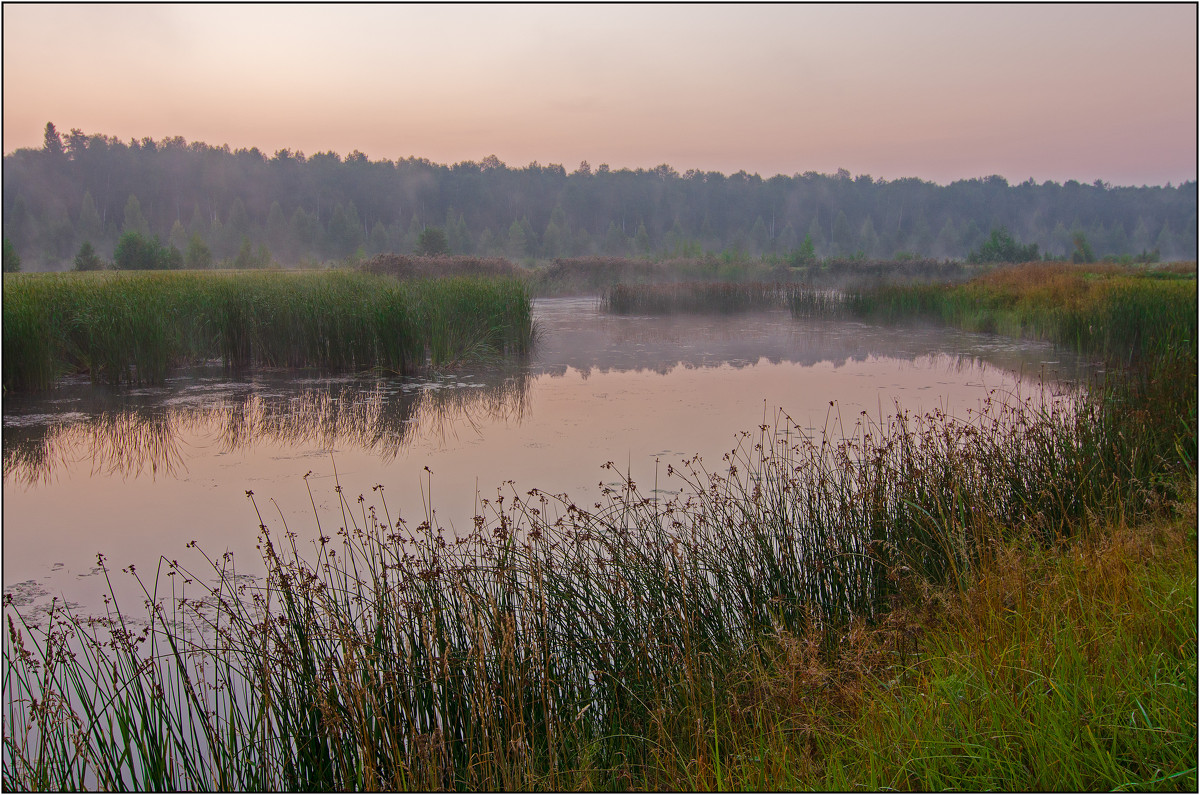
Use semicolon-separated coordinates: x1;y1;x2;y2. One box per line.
2;271;534;391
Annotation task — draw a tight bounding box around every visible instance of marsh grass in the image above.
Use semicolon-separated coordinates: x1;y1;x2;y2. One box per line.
359;254;522;281
601;281;793;314
534;256;981;296
4;261;1194;791
649;508;1196;791
5;347;1193;789
535;257;763;295
2;271;534;391
833;262;1197;362
822;262;1198;490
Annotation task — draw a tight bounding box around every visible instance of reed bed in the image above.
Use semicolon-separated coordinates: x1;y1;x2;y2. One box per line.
601;281;793;314
2;271;534;391
5;261;1194;790
359;254;523;281
534;257;981;296
799;257;983;286
833;262;1197;362
5;341;1193;789
534;257;725;295
823;263;1198;482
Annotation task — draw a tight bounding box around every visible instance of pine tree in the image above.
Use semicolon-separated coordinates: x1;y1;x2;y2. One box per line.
78;192;104;243
42;122;65;157
831;211;853;257
123;195;150;237
73;240;104;271
634;221;651;258
858;217;880;259
185;234;212;269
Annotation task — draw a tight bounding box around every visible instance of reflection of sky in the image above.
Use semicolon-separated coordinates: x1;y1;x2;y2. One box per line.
3;300;1090;619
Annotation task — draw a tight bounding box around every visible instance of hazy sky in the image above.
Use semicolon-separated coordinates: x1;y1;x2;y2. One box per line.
3;3;1196;186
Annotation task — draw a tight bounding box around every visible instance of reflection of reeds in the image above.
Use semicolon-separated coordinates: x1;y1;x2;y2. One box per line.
2;411;187;485
2;271;534;391
785;287;850;319
5;341;1192;789
2;371;533;485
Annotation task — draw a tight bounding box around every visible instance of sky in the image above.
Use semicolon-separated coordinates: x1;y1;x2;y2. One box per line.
3;3;1196;186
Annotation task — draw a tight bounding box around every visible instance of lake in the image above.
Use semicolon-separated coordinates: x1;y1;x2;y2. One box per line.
2;297;1091;620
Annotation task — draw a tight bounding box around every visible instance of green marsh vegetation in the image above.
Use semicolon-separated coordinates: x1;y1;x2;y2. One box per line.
533;255;987;296
3;262;1196;790
359;253;522;281
601;281;793;314
591;258;997;315
835;261;1197;361
2;270;534;391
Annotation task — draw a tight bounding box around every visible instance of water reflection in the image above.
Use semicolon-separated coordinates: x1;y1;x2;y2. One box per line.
4;370;531;486
528;298;1086;379
4;301;1091;490
3;299;1097;623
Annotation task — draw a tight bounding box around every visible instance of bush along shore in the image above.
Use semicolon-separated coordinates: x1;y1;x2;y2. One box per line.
2;270;534;391
3;264;1196;790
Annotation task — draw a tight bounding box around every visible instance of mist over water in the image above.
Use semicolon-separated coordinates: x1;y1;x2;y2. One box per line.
2;298;1092;620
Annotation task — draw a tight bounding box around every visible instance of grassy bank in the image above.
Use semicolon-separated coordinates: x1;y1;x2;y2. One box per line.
825;261;1198;483
834;261;1197;362
3;263;1195;790
649;508;1196;790
2;270;533;391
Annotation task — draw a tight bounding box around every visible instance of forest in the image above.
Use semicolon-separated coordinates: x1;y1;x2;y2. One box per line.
3;123;1196;271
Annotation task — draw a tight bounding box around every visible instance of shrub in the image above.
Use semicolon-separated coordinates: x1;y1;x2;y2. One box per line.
416;226;449;256
72;241;104;271
967;227;1040;264
113;232;181;270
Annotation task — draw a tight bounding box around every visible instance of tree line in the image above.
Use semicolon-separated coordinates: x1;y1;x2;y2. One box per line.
3;122;1195;271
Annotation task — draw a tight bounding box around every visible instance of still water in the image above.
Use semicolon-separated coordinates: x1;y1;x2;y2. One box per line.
3;298;1089;619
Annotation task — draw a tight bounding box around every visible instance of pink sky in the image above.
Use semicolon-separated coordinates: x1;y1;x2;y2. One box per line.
3;3;1196;186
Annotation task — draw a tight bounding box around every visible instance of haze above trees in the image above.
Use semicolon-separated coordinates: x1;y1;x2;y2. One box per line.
4;123;1195;271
